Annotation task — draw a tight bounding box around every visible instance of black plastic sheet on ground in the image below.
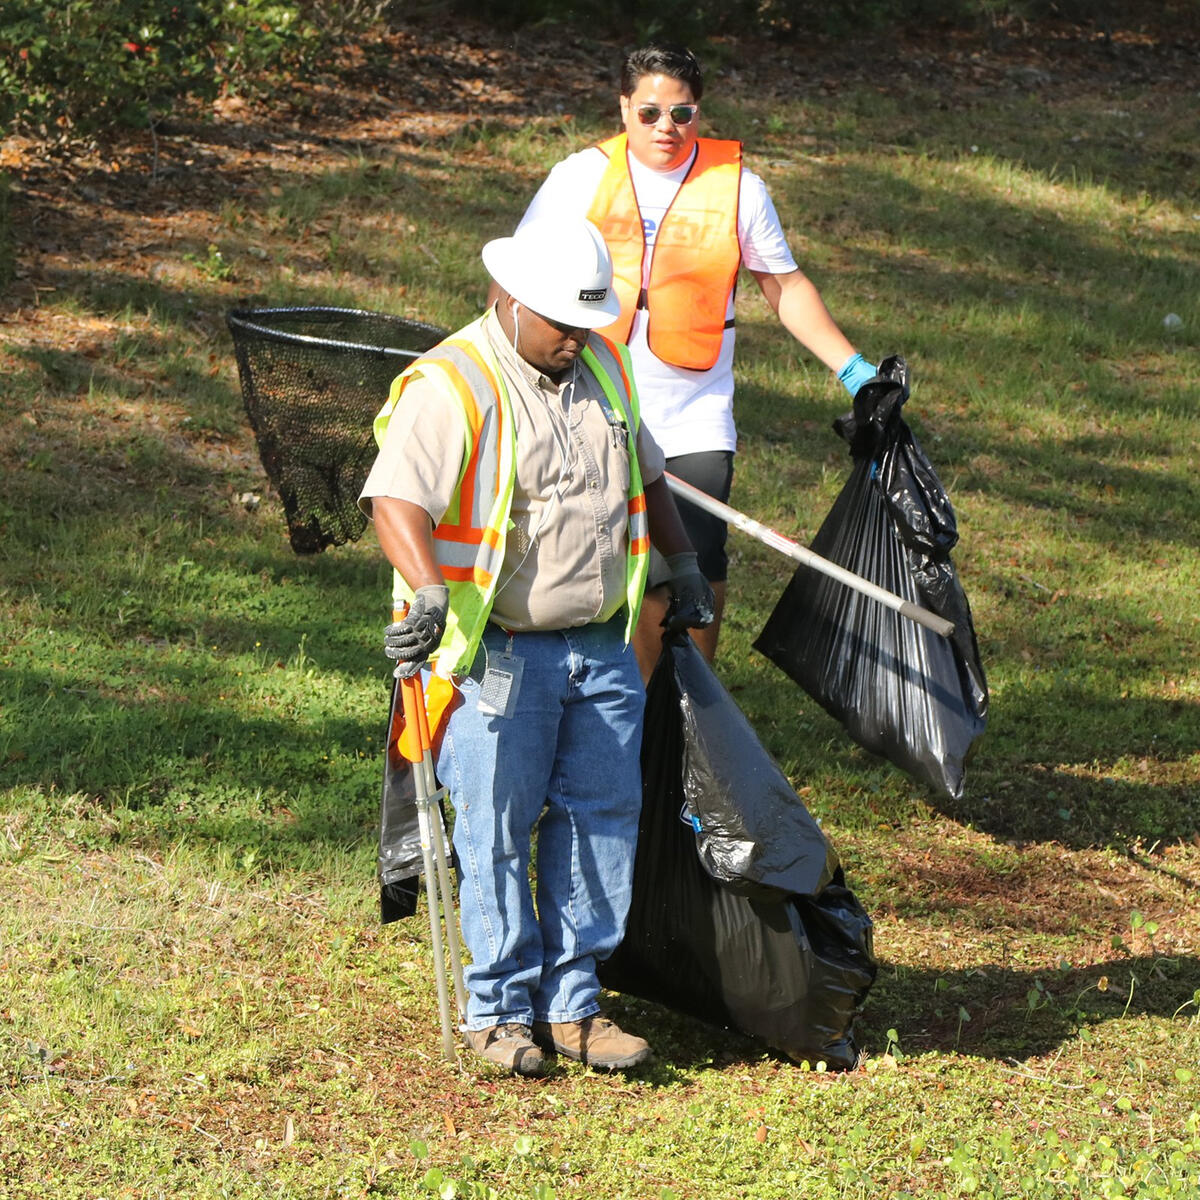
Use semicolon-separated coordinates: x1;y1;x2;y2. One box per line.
599;637;876;1070
378;674;422;923
227;307;447;553
754;356;988;801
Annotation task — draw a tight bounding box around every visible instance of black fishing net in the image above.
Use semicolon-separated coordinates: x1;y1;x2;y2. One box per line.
227;307;447;553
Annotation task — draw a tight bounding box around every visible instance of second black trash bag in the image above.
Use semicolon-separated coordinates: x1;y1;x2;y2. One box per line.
754;356;988;801
673;633;838;900
598;638;876;1070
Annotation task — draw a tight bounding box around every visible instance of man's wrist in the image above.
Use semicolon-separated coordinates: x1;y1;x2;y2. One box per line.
664;551;699;578
414;583;449;608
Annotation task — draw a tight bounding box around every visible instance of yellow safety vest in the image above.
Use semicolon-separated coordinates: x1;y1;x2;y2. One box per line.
373;315;650;676
588;133;743;371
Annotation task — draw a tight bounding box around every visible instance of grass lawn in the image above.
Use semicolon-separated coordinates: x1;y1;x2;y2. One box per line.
1;15;1198;1200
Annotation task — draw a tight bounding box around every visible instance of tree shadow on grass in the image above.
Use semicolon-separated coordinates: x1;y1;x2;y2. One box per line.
735;637;1200;850
602;952;1200;1077
862;953;1200;1062
0;662;389;834
6;96;1198;862
7;323;1197;859
934;759;1200;850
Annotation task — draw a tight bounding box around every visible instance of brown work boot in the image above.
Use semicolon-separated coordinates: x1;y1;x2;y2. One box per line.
464;1024;548;1077
532;1016;653;1071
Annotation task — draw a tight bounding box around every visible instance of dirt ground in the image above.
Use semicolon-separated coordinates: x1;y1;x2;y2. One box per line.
2;13;1198;319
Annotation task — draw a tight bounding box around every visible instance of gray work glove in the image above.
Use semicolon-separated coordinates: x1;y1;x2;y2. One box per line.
384;585;449;678
663;551;715;634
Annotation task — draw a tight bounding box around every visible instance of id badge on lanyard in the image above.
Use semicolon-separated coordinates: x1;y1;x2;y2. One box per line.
477;634;524;719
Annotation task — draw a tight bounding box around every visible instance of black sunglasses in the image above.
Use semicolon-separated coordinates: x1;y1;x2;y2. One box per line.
634;103;698;127
543;315;590;336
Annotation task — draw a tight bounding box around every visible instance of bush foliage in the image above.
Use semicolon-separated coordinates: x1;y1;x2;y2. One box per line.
0;1;390;134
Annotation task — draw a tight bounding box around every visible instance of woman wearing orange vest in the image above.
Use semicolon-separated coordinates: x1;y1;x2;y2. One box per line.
508;42;879;678
360;218;713;1077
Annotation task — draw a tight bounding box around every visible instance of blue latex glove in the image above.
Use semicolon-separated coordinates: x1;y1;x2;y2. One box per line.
836;352;877;397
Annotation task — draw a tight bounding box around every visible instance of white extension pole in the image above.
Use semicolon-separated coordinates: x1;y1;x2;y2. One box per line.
664;473;956;640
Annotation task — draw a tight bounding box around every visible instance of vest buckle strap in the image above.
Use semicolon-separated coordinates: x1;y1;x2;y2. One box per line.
638;290;733;328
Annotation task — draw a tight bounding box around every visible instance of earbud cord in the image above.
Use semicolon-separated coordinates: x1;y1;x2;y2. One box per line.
493;352;577;600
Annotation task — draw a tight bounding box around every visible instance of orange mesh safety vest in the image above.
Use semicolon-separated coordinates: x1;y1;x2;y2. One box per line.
588;133;742;371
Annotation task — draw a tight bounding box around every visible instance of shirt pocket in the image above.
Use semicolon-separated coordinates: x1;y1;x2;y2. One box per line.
601;417;632;499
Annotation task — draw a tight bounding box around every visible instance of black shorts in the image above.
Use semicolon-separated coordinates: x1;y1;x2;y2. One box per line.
649;450;734;586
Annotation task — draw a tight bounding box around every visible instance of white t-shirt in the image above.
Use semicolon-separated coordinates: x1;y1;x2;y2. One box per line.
518;144;797;457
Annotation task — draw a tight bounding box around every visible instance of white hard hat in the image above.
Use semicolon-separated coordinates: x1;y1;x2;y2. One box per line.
482;217;622;329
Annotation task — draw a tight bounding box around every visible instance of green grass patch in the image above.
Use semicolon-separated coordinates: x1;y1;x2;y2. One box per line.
2;26;1199;1199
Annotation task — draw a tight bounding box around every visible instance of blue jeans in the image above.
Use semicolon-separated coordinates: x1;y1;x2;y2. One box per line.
435;617;645;1031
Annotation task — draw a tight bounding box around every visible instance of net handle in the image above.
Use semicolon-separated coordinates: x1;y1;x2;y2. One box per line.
665;473;956;640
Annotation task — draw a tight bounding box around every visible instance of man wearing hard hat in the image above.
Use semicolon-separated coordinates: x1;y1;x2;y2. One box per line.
359;217;713;1076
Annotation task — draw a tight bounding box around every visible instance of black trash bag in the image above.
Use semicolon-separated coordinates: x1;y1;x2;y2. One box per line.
754;356;987;801
227;307;447;553
378;675;422;923
673;633;838;900
599;638;876;1070
376;674;459;924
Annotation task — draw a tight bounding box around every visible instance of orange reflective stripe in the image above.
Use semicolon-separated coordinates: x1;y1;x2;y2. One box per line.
433;347;485;540
589;133;742;370
434;525;486;546
602;331;637;400
418;338;507;548
459;341;506;558
579;337;649;624
439;563;495;587
447;339;495;539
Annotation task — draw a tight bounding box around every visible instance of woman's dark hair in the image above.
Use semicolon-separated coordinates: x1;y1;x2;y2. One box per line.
620;42;704;102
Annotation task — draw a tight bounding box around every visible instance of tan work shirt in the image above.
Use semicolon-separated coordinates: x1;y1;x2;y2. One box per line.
360;307;665;631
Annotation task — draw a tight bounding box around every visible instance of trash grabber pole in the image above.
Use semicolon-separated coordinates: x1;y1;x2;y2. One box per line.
664;472;956;640
397;655;457;1064
410;679;467;1023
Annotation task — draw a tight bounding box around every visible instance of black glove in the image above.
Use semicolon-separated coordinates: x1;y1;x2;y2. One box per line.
384;585;449;678
663;551;715;633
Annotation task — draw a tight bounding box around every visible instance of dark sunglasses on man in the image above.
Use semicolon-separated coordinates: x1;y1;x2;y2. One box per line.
634;103;698;127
